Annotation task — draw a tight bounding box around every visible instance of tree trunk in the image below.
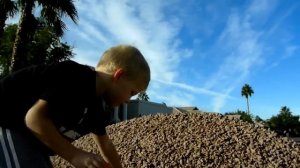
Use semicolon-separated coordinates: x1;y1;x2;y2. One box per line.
246;97;250;114
10;1;34;72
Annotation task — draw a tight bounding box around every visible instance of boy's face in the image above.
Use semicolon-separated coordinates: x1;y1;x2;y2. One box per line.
105;69;147;107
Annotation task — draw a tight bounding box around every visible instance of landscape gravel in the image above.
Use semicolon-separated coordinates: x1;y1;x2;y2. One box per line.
51;113;300;167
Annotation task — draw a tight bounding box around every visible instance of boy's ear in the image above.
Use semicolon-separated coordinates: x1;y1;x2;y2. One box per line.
113;68;124;81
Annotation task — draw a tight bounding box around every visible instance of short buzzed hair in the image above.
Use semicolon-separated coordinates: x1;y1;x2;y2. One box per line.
96;45;150;84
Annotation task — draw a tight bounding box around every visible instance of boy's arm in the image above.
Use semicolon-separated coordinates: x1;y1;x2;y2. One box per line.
92;133;123;168
25;99;105;168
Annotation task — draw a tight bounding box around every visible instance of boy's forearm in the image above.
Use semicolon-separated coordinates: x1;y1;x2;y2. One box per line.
26;115;79;161
25;101;79;162
102;141;122;168
93;134;123;168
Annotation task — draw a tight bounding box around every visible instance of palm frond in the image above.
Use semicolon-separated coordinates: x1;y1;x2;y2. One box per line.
0;0;18;17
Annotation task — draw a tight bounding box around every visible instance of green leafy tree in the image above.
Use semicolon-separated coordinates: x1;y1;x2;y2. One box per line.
10;0;78;72
0;24;17;76
0;23;74;77
0;0;18;44
267;106;300;137
241;83;254;114
254;115;264;123
137;91;149;101
225;109;253;123
28;19;74;65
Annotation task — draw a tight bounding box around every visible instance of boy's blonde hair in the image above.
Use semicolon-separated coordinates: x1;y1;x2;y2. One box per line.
97;45;150;84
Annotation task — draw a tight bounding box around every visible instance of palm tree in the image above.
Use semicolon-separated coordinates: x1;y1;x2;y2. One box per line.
10;0;78;72
38;0;78;37
0;0;18;45
1;23;74;76
241;83;254;114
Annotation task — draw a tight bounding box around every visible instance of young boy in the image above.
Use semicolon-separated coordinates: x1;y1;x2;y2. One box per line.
0;45;150;168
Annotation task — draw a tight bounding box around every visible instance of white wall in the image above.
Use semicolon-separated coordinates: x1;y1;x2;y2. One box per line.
127;100;172;119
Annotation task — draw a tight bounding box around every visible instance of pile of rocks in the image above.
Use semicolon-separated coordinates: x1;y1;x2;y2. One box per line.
51;113;300;167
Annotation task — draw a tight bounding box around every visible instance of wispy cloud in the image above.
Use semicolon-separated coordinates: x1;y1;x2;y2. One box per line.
149;89;195;107
267;45;299;69
3;0;299;119
72;48;101;66
71;0;191;83
66;0;204;107
247;0;278;17
70;0;283;112
263;3;299;71
283;45;299;59
154;79;233;99
266;3;299;37
60;0;300;115
75;19;112;47
203;0;280;111
206;0;299;112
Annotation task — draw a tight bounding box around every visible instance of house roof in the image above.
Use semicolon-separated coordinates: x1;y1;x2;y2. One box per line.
176;107;199;111
172;106;221;115
173;107;202;114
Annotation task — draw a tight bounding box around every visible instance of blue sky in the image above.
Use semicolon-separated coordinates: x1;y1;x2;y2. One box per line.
8;0;300;119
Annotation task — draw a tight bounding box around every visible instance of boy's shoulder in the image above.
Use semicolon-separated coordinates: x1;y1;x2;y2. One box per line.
41;60;94;76
55;60;94;71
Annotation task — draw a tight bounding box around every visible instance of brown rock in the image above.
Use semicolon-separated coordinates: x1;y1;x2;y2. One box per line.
51;113;300;167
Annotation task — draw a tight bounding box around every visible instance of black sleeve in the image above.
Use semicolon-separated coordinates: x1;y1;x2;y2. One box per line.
38;60;87;124
39;61;77;103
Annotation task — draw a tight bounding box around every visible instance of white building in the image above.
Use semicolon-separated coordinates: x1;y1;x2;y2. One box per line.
110;100;173;123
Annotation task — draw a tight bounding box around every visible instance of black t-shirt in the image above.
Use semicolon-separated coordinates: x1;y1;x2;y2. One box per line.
0;60;110;141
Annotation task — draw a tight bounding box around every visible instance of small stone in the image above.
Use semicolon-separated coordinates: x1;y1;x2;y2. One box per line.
51;113;300;167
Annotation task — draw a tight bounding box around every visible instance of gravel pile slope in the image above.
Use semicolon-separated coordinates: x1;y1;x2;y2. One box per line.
51;113;300;167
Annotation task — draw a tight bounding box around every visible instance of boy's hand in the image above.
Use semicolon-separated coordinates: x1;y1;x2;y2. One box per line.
70;150;111;168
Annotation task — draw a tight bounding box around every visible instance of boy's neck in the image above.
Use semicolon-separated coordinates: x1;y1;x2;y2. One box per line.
95;70;111;96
